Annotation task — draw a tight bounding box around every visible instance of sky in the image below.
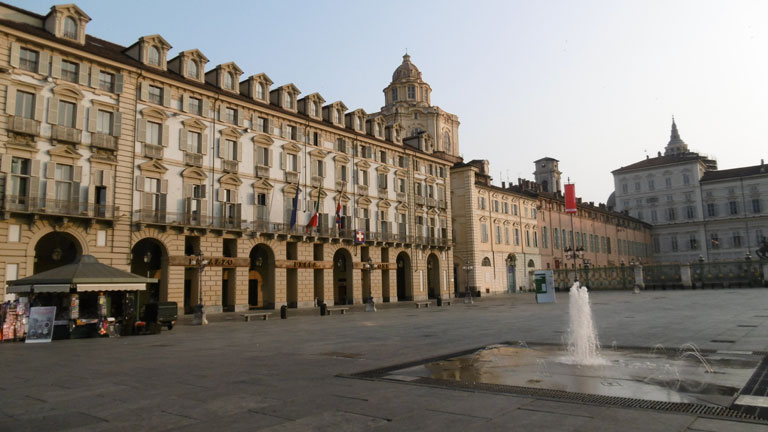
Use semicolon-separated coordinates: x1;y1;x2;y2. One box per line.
12;0;768;203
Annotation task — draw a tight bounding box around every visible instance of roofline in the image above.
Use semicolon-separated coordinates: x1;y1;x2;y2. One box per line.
611;156;708;174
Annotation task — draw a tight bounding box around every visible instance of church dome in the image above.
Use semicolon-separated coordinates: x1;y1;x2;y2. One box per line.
392;54;422;82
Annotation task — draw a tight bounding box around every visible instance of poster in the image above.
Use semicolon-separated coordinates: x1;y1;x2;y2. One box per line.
26;306;56;343
535;270;556;304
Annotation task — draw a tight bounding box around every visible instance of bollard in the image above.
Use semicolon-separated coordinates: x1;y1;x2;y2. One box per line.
280;305;287;319
320;303;327;316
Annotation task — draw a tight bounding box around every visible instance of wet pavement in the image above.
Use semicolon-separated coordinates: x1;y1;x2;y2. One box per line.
2;288;768;431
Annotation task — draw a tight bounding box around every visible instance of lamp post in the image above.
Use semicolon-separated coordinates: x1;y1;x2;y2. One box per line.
620;259;626;290
462;264;473;304
697;255;705;289
143;252;152;279
194;252;209;325
583;259;591;288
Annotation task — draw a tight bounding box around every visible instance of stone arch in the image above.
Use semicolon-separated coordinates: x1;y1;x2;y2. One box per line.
396;251;412;301
248;243;276;309
427;252;440;299
33;230;83;274
130;237;169;304
332;247;354;305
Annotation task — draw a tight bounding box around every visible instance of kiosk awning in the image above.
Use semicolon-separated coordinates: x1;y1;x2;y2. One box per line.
77;283;146;292
6;284;70;294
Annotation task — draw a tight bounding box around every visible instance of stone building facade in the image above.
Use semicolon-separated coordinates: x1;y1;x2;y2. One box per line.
0;3;456;312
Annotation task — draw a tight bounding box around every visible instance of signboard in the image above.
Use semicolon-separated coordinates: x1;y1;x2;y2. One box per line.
565;183;577;214
534;270;556;304
275;260;334;269
354;230;366;244
168;256;250;267
26;306;56;343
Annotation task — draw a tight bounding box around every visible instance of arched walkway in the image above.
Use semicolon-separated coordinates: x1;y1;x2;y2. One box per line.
130;238;169;304
427;253;440;299
34;231;82;274
249;244;276;309
333;248;353;305
396;252;412;301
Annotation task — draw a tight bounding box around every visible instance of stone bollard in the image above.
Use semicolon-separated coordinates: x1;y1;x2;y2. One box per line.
633;265;644;293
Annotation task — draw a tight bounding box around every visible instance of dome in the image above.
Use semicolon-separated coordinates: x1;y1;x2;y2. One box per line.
392;54;422;82
606;191;616;209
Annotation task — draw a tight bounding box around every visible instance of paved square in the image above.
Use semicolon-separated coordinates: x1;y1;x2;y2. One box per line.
2;289;768;431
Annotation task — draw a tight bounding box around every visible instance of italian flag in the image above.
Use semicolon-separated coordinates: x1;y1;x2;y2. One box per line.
307;184;321;228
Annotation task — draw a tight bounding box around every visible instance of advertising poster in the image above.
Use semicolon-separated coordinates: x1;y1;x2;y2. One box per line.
26;306;56;343
535;270;556;304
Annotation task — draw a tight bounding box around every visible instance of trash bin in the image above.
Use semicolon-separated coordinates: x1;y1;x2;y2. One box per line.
437;297;443;307
320;303;327;316
280;305;287;319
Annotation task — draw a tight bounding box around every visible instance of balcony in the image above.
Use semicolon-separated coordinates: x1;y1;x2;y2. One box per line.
51;125;82;144
255;164;270;178
223;159;239;173
212;216;243;230
311;176;323;187
3;195;116;219
414;196;426;206
357;184;368;195
91;133;117;151
378;188;388;199
144;143;164;159
396;192;407;202
8;116;40;136
438;199;447;209
184;152;204;168
427;197;437;207
336;180;348;191
285;171;299;184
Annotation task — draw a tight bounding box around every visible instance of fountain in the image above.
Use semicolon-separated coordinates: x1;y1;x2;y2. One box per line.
564;283;606;365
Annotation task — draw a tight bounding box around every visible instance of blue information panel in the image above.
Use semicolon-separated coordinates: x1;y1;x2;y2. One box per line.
534;270;556;304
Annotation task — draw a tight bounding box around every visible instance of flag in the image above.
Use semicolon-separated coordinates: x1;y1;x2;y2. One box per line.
335;199;342;229
307;184;321;229
289;184;300;229
565;183;576;214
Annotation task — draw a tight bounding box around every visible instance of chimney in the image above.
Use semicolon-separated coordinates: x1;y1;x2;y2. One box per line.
502;181;506;188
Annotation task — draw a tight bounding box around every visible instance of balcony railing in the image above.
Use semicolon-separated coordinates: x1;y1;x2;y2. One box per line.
255;165;270;178
396;192;407;202
91;133;117;151
378;188;388;199
8;116;40;136
3;195;116;219
311;176;323;187
184;152;203;168
51;125;82;144
414;196;426;205
427;197;437;207
223;159;239;173
438;199;447;209
132;210;244;230
285;171;299;183
144;143;163;159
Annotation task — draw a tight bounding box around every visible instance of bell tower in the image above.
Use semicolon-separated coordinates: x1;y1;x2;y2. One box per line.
534;157;562;194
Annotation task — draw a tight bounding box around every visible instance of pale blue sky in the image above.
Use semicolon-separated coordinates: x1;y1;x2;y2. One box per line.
12;1;768;203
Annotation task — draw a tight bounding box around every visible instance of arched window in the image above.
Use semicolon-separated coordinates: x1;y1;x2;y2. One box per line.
481;257;492;267
443;131;451;153
413;112;419;120
63;16;77;39
224;72;234;90
528;259;535;268
148;46;161;66
187;60;198;78
256;83;265;99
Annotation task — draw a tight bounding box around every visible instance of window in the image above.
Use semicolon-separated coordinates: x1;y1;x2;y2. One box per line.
335;109;342;124
98;71;115;92
532;208;538;219
146;121;162;145
503;202;509;214
9;157;30;200
314;159;325;177
729;201;738;215
732;232;742;248
514;228;520;246
187;131;202;153
685;206;695;219
650;209;657;222
339;165;348;182
513;204;519;216
224;72;234;90
355;117;362;131
15;90;34;119
653;236;660;253
54;163;73;201
224;107;236;124
285;92;294;109
496;225;502;243
379;150;387;163
648;179;655;191
378;172;387;189
61;60;78;83
408;85;416;99
19;47;39;72
553;228;560;248
665;177;672;188
752;199;761;213
286;153;298;172
63;16;77;39
222;139;238;161
670;236;678;252
482;257;491;267
481;224;488;243
710;233;720;249
621;183;628;194
148;85;162;105
478;196;486;210
504;227;510;244
286;125;297;140
376;124;382;137
257;117;268;133
309;101;318;117
144;177;162;211
397;178;405;193
187;60;198;78
667;207;676;222
188;97;202;116
148;46;161;66
391;88;398;101
533;231;539;247
634;182;641;191
707;203;716;217
255;146;269;166
96;110;113;135
683;173;690;185
493;200;499;212
256;83;265;100
689;234;698;250
58;100;76;128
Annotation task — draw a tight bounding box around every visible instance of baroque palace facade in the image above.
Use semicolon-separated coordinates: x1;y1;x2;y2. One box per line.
451;159;652;295
0;3;459;312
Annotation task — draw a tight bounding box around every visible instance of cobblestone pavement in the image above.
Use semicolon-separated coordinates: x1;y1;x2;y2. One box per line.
2;289;768;431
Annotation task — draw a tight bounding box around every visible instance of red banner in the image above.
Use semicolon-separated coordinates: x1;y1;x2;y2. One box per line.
565;183;577;213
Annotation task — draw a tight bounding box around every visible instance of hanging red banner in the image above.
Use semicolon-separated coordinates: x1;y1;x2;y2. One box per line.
565;183;577;213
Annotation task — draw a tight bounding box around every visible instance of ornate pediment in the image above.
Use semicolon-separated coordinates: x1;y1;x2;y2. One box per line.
220;126;243;139
51;83;84;100
428;208;439;216
138;159;168;174
336;192;351;203
181;167;207;181
309;187;328;199
219;173;242;187
357;196;372;207
253;134;274;146
377;200;391;209
252;178;274;191
334;154;350;164
282;142;302;153
309;148;329;159
376;165;391;174
395;202;409;213
182;118;207;130
283;183;301;195
48;144;82;161
141;107;168;121
355;160;371;170
395;169;408;178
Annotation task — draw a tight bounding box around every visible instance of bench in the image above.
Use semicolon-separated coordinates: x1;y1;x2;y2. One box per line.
441;300;452;306
415;301;432;309
241;312;272;322
326;307;349;315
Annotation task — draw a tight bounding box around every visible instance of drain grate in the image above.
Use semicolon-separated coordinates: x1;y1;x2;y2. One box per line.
733;354;768;419
739;325;759;328
711;340;736;343
321;352;363;359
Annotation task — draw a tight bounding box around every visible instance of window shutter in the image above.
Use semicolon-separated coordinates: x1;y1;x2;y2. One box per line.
136;119;147;143
179;128;188;151
200;184;207;199
200;199;208;218
201;98;210;117
37;52;49;75
29;163;40;200
161;124;169;147
183;184;192;198
50;55;61;78
162;87;171;107
181;94;189;113
103;170;113;187
143;192;153;211
297;154;302;173
280;151;285;170
87;107;97;132
282;125;289;138
218;104;225;122
311;160;317;177
75;104;84;130
0;154;11;173
114;74;124;94
321;161;326;178
139;82;148;101
89;66;99;88
72;181;80;208
201;134;208;155
112;111;122;137
73;166;83;182
47;97;59;125
161;179;168;194
78;63;88;86
255;147;263;165
236;143;243;162
4;86;15;115
267;149;273;167
9;42;20;68
46;162;56;179
237;108;244;127
34;93;44;121
136;175;145;191
217;188;226;202
235;203;242;220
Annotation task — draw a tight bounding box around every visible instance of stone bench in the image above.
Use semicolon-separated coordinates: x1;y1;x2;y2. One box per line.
415;301;432;309
326;307;350;315
241;312;272;322
441;300;452;306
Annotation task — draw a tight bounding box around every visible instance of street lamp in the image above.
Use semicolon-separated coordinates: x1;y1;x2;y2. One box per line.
143;252;152;279
620;259;627;290
462;264;474;304
194;252;209;325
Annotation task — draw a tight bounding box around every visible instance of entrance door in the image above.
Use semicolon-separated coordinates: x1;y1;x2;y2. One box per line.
248;276;259;308
507;265;516;293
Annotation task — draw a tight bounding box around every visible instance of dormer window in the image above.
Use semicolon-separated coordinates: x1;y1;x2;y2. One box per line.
408;85;415;99
256;83;265;99
285;93;294;109
355;117;362;131
224;72;235;90
335;109;342;123
148;46;161;66
310;101;318;117
63;17;77;39
187;60;198;79
375;124;381;137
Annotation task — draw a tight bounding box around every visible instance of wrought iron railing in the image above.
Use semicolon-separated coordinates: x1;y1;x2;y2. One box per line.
4;195;116;218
